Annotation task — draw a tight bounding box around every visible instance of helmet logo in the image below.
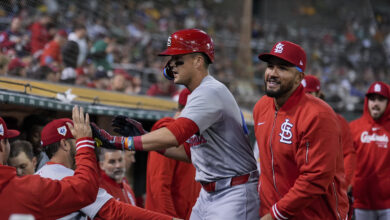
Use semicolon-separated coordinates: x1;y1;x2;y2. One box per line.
274;43;284;53
167;36;171;47
374;83;381;92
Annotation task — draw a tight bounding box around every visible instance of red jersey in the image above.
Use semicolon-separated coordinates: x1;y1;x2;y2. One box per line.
40;40;62;66
99;170;136;206
253;85;349;219
29;22;50;54
0;137;99;220
145;117;201;220
349;93;390;209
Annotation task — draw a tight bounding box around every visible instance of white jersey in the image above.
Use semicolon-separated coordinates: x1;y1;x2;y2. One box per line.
180;75;257;182
36;163;112;219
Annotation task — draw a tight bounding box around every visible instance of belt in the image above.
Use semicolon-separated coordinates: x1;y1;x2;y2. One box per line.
201;173;251;193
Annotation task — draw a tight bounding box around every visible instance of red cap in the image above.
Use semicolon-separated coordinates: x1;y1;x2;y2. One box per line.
41;118;74;147
258;41;306;72
366;81;390;99
114;68;133;81
302;75;321;93
0;117;20;140
178;88;191;106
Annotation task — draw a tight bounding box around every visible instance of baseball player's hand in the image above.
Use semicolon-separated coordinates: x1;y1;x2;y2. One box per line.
67;106;92;139
112;115;147;136
91;122;125;149
260;213;273;220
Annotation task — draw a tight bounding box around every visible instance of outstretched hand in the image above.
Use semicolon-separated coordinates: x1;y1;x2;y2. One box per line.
112;115;146;137
67;106;92;139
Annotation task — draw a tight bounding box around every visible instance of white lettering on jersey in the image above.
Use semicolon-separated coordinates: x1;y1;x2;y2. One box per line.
274;43;284;53
361;131;388;148
279;119;293;144
187;134;207;147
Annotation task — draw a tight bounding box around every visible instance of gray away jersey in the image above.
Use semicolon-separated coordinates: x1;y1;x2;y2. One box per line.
180;75;257;182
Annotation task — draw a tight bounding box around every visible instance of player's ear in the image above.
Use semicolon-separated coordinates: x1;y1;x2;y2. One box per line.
32;156;37;168
60;139;70;151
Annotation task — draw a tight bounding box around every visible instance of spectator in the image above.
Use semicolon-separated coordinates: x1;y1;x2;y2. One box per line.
61;39;79;84
90;33;114;71
40;29;67;67
146;73;177;97
29;13;52;56
110;69;134;94
68;23;88;67
0;16;28;56
99;148;137;206
8;140;37;176
7;57;27;77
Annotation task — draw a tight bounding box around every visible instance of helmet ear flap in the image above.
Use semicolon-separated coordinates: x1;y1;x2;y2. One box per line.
163;60;174;80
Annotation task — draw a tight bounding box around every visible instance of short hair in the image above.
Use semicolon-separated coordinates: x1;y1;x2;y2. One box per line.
44;142;61;159
191;52;210;68
97;147;122;162
9;140;34;160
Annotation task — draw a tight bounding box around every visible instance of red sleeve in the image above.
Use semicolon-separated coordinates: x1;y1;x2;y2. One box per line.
39;137;100;219
145;152;178;217
166;117;199;145
97;198;173;220
273;112;341;219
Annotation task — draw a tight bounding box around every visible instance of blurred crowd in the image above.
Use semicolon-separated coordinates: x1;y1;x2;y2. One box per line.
0;0;390;112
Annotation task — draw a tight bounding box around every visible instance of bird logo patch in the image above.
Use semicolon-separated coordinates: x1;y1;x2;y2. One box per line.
57;126;67;136
279;119;293;144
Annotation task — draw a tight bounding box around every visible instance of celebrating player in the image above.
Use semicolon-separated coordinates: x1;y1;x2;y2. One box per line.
93;29;260;220
253;41;349;219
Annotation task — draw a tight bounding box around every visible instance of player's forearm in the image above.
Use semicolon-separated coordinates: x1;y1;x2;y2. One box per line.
140;127;179;151
163;145;191;162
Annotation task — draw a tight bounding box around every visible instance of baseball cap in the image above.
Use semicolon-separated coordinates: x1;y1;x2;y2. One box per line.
366;82;390;99
41;118;74;147
178;88;191;106
0;117;20;140
258;41;306;73
302;75;321;93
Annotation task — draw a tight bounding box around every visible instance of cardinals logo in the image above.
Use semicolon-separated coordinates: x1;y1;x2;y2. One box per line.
167;36;172;47
279;119;293;144
274;43;284;53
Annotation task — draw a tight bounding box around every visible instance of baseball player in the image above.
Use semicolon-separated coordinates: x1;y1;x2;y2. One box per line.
0;106;100;219
253;41;349;219
36;118;179;220
349;81;390;220
93;29;260;219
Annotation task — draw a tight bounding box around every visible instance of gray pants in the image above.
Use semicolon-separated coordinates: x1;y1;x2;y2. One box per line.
355;208;390;220
190;180;260;220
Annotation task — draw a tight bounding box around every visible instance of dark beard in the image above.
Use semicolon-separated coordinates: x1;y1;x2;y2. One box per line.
264;78;295;98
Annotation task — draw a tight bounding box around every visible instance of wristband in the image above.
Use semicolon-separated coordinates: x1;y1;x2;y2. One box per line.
124;136;143;151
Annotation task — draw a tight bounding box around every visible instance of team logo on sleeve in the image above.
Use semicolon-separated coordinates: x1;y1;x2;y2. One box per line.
279;119;293;144
57;126;67;136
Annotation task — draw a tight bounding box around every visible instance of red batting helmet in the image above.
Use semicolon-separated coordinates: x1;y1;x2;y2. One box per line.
158;29;214;63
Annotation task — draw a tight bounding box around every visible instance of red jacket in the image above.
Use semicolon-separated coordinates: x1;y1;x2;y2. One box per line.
100;170;136;206
0;137;99;220
145;117;200;220
253;85;349;219
40;40;62;66
349;92;390;209
337;114;356;186
29;22;50;54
